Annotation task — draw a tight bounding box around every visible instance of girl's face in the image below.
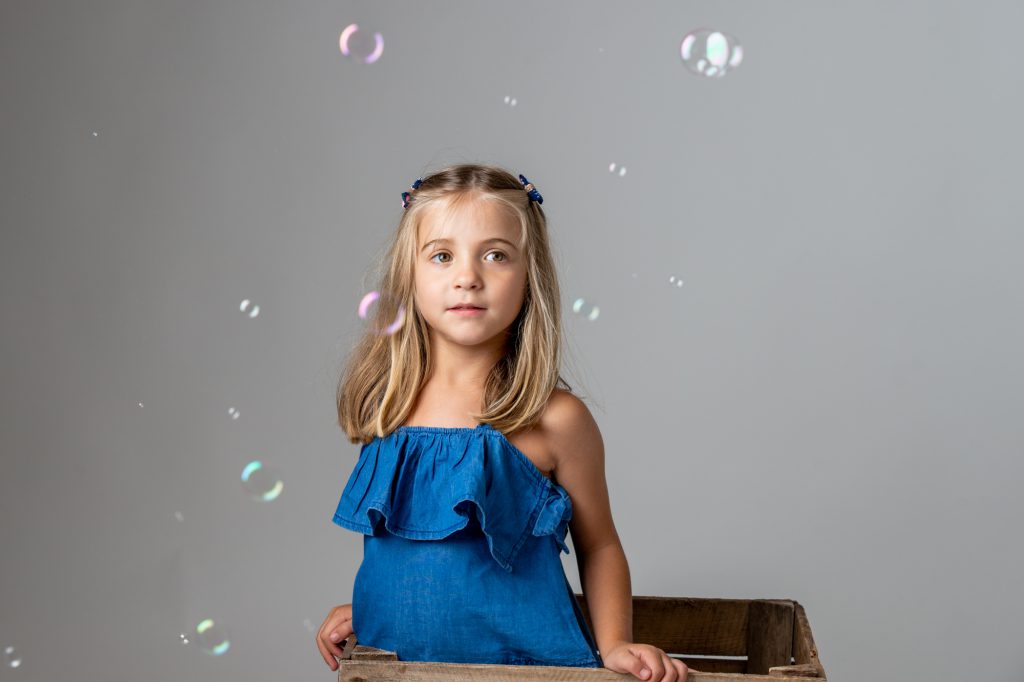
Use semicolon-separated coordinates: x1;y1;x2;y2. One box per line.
413;197;527;349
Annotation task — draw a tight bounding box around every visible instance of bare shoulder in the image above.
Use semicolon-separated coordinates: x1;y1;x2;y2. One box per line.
539;389;602;471
539;389;618;556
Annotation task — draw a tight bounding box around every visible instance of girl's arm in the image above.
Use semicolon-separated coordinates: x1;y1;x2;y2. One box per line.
547;392;692;681
576;540;633;654
543;392;631;652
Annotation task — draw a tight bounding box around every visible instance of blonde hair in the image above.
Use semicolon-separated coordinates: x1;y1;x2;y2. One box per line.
336;163;584;444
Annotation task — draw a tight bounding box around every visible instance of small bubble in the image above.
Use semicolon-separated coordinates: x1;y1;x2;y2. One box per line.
339;23;384;64
358;290;406;336
608;162;627;177
4;645;22;669
669;275;684;288
503;95;518;107
195;619;230;656
138;402;144;408
179;633;190;645
228;407;240;420
92;131;98;137
174;511;184;523
239;299;260;318
241;461;284;502
572;297;600;322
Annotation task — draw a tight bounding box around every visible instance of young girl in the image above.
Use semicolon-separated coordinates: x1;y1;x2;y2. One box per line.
315;163;693;681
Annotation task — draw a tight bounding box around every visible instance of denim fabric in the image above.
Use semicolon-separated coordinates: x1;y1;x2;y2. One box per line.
332;423;603;668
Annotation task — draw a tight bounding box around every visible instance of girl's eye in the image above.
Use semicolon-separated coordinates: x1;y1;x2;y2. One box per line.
429;251;507;264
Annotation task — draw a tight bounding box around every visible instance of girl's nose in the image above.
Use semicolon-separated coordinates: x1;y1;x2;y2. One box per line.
453;268;482;287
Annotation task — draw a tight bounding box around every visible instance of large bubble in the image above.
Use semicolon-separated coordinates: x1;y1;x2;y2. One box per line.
680;28;743;78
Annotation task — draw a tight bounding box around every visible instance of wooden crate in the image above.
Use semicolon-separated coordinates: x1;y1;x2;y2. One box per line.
335;595;828;680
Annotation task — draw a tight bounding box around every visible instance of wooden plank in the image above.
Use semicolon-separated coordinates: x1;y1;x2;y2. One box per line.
338;660;823;682
745;600;794;674
779;601;827;680
576;595;752;656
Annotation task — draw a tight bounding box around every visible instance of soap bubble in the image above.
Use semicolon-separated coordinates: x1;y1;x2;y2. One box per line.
239;299;260;318
339;23;384;64
680;28;743;78
4;645;22;668
572;298;600;321
195;619;230;656
241;460;284;502
358;290;406;336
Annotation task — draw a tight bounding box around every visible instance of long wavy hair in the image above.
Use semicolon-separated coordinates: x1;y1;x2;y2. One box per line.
336;163;586;445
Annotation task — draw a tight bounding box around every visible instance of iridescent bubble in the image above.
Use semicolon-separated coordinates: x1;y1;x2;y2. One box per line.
572;297;600;321
357;290;406;336
608;162;627;177
195;619;230;656
179;633;190;645
339;23;384;64
174;511;184;522
503;95;517;107
239;299;260;318
4;645;21;668
228;407;240;420
138;402;144;408
303;618;315;633
680;28;743;78
92;131;98;137
669;275;684;288
241;461;284;502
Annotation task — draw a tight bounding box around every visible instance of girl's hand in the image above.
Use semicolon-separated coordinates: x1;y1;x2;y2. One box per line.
602;641;697;681
315;603;355;671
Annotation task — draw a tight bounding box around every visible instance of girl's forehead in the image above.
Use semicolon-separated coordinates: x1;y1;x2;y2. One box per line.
417;198;519;244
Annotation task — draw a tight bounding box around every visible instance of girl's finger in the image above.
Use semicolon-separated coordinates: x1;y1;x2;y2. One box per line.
323;621;352;658
315;635;338;670
317;616;350;659
671;658;688;680
661;653;678;682
635;648;665;680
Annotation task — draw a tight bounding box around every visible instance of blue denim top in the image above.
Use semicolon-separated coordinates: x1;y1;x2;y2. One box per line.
332;423;604;667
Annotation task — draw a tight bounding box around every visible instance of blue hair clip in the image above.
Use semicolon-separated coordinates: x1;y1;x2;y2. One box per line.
401;177;424;209
519;174;543;204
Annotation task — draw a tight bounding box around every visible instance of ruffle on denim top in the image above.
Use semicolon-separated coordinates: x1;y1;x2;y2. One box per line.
332;423;573;573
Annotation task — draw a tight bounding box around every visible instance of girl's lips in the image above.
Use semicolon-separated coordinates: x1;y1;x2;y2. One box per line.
448;307;486;316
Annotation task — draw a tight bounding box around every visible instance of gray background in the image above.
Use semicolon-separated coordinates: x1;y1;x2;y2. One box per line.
2;1;1022;681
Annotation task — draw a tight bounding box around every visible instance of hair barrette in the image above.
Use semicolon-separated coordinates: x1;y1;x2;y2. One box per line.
401;178;423;209
519;174;543;204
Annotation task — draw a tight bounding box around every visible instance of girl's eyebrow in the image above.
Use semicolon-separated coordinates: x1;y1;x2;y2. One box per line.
420;237;518;253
